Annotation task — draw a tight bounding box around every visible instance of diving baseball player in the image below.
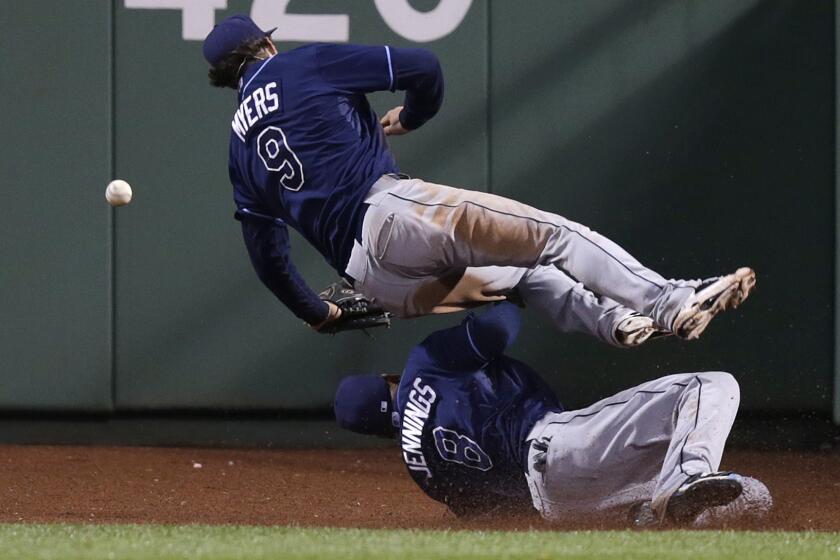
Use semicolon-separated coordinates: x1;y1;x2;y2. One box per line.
203;15;756;343
333;302;770;525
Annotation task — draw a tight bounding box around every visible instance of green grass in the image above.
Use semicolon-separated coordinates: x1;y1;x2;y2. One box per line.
0;524;838;560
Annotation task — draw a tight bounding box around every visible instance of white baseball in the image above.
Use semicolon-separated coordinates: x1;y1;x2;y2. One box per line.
105;179;133;207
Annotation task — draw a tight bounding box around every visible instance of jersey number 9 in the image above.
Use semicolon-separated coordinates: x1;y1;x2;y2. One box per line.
257;126;305;192
433;427;493;471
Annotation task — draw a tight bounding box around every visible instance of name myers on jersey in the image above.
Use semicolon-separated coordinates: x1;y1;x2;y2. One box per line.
232;82;280;141
401;377;437;480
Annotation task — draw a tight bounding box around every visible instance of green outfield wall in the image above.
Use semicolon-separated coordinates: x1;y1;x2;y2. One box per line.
0;1;834;420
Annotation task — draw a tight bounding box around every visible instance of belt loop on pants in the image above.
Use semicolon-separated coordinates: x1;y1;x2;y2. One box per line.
344;239;367;287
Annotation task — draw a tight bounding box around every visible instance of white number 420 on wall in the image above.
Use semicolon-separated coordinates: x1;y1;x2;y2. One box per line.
124;0;473;43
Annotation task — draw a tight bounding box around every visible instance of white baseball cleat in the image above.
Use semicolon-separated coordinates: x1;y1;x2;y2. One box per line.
672;267;756;340
613;313;670;348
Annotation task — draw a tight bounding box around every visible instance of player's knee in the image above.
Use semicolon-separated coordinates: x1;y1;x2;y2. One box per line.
701;371;740;405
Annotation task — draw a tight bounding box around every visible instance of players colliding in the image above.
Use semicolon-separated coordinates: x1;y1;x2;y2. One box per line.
201;12;767;526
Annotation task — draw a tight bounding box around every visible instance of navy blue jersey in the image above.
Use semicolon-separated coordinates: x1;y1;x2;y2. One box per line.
226;44;442;324
395;303;563;516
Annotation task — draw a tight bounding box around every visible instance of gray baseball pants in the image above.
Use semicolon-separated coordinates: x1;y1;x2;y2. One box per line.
345;175;698;341
523;371;740;521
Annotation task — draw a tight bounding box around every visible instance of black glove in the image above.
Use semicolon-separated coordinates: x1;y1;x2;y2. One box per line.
316;279;391;334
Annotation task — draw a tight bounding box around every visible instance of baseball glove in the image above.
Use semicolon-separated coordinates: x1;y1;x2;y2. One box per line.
316;279;391;334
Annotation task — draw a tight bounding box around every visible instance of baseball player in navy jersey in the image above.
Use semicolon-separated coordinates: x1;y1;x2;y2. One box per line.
203;15;756;345
333;302;771;525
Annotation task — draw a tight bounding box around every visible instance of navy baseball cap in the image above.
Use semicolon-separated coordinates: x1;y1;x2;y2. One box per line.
203;14;276;66
334;375;396;437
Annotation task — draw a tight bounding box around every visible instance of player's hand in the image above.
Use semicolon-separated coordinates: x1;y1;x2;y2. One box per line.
380;106;410;136
313;280;392;334
310;301;342;332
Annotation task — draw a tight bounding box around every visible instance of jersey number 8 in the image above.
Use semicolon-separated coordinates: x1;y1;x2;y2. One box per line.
256;126;305;192
433;427;493;471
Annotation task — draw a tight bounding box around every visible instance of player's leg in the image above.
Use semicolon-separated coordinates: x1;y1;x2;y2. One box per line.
524;372;741;523
357;260;662;347
648;372;742;521
361;175;753;336
363;175;688;325
515;265;666;347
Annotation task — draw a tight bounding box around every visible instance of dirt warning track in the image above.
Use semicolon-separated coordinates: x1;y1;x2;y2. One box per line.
0;446;836;531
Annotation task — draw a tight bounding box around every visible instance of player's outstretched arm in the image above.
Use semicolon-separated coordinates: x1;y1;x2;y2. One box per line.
238;214;336;329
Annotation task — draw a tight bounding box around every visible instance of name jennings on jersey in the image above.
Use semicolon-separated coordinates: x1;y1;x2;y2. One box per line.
401;377;437;480
232;82;280;142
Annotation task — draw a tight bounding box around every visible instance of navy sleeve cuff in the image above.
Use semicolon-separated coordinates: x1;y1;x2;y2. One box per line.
398;107;422;131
